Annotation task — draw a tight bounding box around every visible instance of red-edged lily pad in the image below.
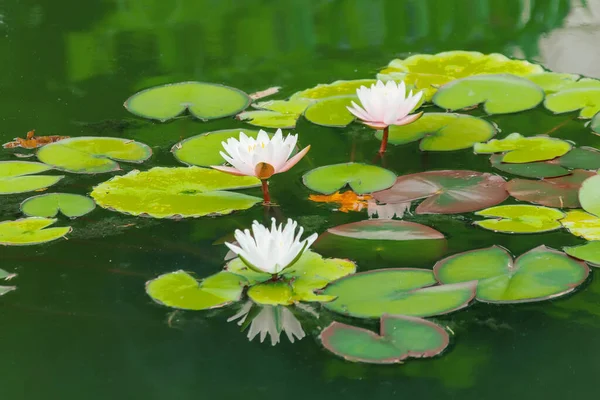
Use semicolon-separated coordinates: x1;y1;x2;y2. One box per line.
372;170;508;214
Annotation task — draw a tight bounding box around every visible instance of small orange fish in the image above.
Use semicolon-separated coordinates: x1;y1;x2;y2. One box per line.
3;129;69;149
309;191;373;213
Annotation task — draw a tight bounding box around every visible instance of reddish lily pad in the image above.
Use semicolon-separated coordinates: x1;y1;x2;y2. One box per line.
372;170;508;214
319;315;449;364
506;170;595;208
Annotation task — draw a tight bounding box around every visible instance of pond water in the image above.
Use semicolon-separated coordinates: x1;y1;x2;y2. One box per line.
2;0;600;399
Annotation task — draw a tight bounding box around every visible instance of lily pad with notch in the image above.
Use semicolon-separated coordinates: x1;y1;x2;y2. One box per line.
473;205;565;233
0;217;71;246
20;193;96;218
544;88;600;119
474;133;572;163
0;161;63;194
303;163;396;195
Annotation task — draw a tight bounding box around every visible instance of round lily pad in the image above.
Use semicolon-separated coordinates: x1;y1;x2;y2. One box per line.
473;205;565;233
319;315;449;364
0;161;63;194
374;113;496;151
20;193;96;218
506;170;595;208
579;173;600;217
372;170;508;214
145;270;247;310
37;137;152;174
302;163;396;195
172;128;259;167
489;154;569;178
560;210;600;241
432;74;544;115
291;79;376;101
434;245;589;304
90;167;262;219
303;96;356;128
474;133;572;163
124;81;251;122
564;241;600;267
237;110;299;129
544;88;600;119
322;269;476;319
0;217;71;246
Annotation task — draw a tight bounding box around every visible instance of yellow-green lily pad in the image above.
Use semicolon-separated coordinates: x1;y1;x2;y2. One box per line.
303;163;396;195
560;210;600;241
474;205;565;233
20;193;96;218
564;241;600;267
237;110;299;129
0;217;71;246
525;72;581;94
291;79;376;101
303;95;357;128
0;161;63;194
474;133;571;163
545;88;600;119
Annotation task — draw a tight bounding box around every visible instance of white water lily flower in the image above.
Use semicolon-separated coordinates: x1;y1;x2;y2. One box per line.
211;129;310;180
347;80;423;129
225;218;318;275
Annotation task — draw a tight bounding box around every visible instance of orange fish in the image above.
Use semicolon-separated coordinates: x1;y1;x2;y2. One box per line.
3;129;69;149
309;191;373;213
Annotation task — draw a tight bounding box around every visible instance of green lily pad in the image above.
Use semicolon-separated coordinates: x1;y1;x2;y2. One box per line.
0;217;71;246
579;173;600;217
432;74;544;115
489;154;569;178
303;163;396;195
506;170;595;208
558;147;600;170
564;241;600;267
374;113;495;151
303;96;356;128
37;137;152;174
20;193;96;218
247;281;294;306
145;270;247;310
237;110;299;129
560;210;600;241
525;73;581;94
124;81;251;122
172;129;259;167
319;315;449;364
322;269;476;319
434;245;589;303
254;99;314;114
90;167;261;219
544;88;600;118
474;133;572;163
590;112;600;135
372;170;508;214
291;79;376;101
0;161;63;194
474;205;565;233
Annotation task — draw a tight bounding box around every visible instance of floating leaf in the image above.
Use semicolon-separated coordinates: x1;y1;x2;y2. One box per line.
544;88;600;118
372;170;508;214
247;281;294;306
172;129;258;167
320;315;449;364
525;72;581;94
558;147;600;170
506;170;595;208
579;173;600;217
374;113;495;151
474;133;571;163
91;167;261;219
303;163;396;195
237;110;298;129
0;217;71;246
303;96;356;127
291;79;376;101
326;220;444;240
0;161;63;194
254;99;313;114
489;154;568;178
590;112;600;135
474;205;565;233
124;81;251;122
564;241;600;267
146;270;247;310
37;137;152;174
434;245;589;303
432;74;544;114
560;210;600;241
21;193;96;218
322;269;476;319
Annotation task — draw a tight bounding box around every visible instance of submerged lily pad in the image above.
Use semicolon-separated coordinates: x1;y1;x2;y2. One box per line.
322;269;476;319
579;173;600;217
320;315;449;364
291;79;376;101
506;170;595;208
432;74;544;114
146;270;247;310
124;81;251;122
545;88;600;118
474;133;571;163
172;129;258;167
303;163;396;195
474;205;565;233
372;170;508;214
303;96;356;128
489;154;569;178
374;113;495;151
434;245;589;303
91;167;261;219
564;241;600;267
560;210;600;241
0;217;71;246
21;193;96;218
0;161;63;194
37;137;152;174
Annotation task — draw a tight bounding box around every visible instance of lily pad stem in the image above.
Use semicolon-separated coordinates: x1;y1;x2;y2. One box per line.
261;179;271;204
379;126;389;154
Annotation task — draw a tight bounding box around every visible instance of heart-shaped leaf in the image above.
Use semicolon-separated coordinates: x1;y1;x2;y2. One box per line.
172;129;259;167
303;163;396;195
474;205;565;233
544;88;600;118
37;137;152;174
564;241;600;267
303;96;356;127
0;217;71;246
372;170;508;214
434;245;589;303
319;315;449;364
432;74;544;114
124;81;251;122
374;113;495;151
322;269;476;319
579;173;600;217
474;133;571;163
0;161;63;194
560;210;600;241
20;193;96;218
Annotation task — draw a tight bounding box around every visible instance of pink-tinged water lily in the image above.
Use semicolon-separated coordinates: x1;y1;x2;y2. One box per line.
211;129;310;204
347;80;423;153
225;218;318;276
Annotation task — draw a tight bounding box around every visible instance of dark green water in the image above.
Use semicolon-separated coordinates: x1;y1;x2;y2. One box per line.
1;0;600;398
